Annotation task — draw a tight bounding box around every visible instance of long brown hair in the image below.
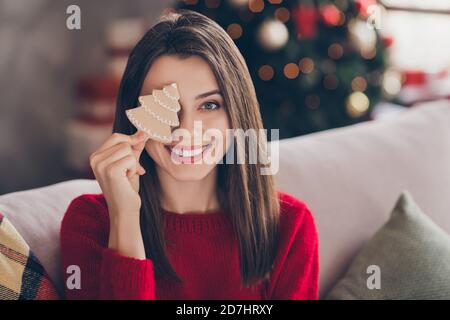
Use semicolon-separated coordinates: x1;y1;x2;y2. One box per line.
113;9;280;289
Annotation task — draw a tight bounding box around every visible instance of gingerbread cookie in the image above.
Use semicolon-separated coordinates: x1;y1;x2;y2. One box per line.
126;83;180;143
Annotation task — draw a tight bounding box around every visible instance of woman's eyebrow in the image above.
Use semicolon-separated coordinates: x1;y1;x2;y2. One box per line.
195;89;222;100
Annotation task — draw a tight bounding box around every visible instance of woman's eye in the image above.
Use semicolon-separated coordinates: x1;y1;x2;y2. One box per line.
200;101;220;111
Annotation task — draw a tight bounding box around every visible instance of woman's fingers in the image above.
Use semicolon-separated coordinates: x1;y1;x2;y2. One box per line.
91;132;148;171
105;155;138;180
95;144;133;174
131;135;149;175
93;142;146;176
131;138;149;162
95;131;147;155
95;142;132;163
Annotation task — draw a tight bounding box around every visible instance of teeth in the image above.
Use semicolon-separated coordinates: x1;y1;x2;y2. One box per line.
171;145;207;158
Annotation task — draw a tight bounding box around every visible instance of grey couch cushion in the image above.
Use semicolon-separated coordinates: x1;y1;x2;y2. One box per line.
325;191;450;300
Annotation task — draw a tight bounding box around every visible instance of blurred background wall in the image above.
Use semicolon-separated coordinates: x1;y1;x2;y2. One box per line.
1;0;449;194
0;0;170;194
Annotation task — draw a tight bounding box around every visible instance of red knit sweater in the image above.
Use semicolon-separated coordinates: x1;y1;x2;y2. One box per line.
60;191;319;300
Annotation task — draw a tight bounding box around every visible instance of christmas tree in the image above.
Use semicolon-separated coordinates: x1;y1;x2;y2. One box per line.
175;0;387;139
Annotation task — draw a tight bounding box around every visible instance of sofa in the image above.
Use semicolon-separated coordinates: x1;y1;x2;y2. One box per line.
1;100;449;298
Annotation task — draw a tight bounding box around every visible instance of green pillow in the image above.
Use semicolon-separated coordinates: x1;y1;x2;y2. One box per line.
326;191;450;300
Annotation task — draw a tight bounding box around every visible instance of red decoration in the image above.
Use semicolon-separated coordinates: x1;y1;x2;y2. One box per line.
292;5;318;39
76;76;120;100
76;76;120;123
320;4;341;26
382;36;394;47
403;70;427;86
355;0;377;17
398;68;450;105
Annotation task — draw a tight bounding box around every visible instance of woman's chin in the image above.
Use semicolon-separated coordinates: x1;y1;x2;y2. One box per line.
164;164;216;182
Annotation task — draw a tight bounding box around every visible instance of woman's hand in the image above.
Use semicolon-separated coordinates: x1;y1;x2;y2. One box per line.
89;131;149;259
90;131;148;215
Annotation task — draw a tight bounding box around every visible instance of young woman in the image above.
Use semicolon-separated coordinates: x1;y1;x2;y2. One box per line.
60;10;319;300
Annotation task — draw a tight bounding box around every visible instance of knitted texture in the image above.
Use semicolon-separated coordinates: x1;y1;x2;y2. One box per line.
60;191;319;300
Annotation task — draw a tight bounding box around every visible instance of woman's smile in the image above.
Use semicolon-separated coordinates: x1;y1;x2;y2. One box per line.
165;143;213;164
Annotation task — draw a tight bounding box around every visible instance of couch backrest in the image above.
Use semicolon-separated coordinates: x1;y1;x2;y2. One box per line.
274;100;450;296
0;100;449;298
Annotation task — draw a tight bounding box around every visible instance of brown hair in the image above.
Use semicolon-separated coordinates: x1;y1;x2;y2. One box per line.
113;9;280;289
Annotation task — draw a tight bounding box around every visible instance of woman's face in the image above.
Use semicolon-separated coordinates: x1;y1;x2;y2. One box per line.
141;54;231;181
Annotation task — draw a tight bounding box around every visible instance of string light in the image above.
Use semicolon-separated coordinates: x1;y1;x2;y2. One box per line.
227;23;243;39
248;0;264;13
351;76;367;91
382;69;402;96
257;19;289;50
299;57;314;74
268;0;283;4
361;47;376;60
258;65;275;81
346;91;369;118
348;18;377;55
328;43;344;59
320;4;342;26
274;7;290;23
283;63;299;79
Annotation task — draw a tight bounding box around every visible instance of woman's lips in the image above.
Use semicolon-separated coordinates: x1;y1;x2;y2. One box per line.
165;143;212;164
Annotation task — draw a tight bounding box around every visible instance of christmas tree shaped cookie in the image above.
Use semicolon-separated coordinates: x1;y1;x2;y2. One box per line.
126;83;181;143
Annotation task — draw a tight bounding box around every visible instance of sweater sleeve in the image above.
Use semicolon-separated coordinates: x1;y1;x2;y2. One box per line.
60;195;156;300
267;198;319;300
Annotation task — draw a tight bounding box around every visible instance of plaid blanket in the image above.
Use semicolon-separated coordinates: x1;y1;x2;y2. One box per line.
0;212;59;300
